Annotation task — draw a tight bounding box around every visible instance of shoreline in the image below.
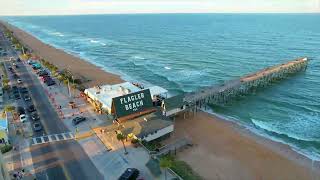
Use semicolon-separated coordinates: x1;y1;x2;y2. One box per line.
174;111;320;179
1;20;319;179
205;107;320;162
0;20;124;88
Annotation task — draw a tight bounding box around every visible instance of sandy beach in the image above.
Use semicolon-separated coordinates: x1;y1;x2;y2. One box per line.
0;21;124;88
1;21;319;180
172;111;320;180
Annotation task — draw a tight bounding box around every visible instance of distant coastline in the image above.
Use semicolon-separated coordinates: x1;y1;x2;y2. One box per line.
1;18;319;179
0;20;124;88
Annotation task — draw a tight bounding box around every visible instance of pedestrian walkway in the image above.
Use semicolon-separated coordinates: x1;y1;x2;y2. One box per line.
30;132;75;145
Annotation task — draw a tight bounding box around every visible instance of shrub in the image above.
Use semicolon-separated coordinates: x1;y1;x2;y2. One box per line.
171;159;203;180
131;138;140;144
1;144;12;153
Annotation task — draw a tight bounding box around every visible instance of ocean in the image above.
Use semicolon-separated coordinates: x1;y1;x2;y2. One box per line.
2;14;320;160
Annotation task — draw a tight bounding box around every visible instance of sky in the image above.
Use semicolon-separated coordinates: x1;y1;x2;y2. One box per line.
0;0;319;16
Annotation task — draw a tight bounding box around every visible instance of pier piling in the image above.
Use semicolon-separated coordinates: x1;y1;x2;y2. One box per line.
184;58;308;107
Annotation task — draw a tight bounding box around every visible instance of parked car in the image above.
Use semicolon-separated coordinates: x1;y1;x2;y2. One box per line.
46;79;56;86
31;112;40;121
14;93;21;100
27;105;36;112
24;94;31;101
33;123;42;132
41;76;51;82
19;114;27;123
118;168;140;180
13;74;19;79
16;106;25;115
72;116;86;126
20;87;28;94
39;71;49;77
13;88;19;94
17;58;21;62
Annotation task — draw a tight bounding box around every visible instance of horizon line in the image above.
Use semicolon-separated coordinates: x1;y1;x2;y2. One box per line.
1;12;320;17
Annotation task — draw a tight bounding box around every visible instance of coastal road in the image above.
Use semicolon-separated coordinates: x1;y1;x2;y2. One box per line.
0;27;103;180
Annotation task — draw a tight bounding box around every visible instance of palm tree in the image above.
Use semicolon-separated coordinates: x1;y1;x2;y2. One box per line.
117;133;128;155
160;156;173;180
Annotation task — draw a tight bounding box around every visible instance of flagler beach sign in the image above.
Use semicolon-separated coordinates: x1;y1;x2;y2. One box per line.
112;89;153;118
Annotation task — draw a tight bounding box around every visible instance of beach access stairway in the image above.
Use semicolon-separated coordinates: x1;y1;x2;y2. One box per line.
185;57;308;106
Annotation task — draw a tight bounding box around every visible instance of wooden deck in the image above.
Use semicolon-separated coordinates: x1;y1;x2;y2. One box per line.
185;57;308;106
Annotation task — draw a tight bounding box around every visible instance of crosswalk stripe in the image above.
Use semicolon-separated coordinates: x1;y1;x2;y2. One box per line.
48;135;53;142
31;132;75;146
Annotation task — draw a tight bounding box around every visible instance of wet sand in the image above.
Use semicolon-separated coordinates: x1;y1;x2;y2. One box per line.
1;21;319;180
172;111;320;180
0;21;124;87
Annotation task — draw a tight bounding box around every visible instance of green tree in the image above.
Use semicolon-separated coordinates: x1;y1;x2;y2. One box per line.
2;105;15;118
160;155;173;180
4;105;15;112
116;133;128;155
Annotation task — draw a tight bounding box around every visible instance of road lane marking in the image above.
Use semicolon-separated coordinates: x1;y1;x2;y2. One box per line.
31;132;75;146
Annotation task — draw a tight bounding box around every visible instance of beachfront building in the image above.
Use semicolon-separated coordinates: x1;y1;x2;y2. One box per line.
84;82;168;115
117;111;174;142
0;117;8;144
161;95;188;117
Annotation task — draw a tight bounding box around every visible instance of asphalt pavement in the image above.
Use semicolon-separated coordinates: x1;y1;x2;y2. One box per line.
0;26;103;180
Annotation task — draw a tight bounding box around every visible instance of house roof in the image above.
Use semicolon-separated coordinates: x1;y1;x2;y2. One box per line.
163;94;186;111
119;111;173;139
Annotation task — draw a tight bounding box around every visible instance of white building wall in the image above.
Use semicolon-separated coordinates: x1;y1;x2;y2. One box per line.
142;125;174;142
164;106;186;117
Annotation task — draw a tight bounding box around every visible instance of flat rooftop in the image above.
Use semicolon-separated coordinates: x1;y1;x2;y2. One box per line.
104;111;173;139
84;82;168;110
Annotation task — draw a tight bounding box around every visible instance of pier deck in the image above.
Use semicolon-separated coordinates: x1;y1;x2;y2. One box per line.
185;57;308;106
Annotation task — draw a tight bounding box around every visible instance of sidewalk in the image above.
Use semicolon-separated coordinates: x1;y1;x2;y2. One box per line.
25;62;174;179
4;112;35;179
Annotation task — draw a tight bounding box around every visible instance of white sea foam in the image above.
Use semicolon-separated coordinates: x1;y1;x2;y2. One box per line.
90;39;99;43
132;55;145;60
203;107;320;161
50;32;65;37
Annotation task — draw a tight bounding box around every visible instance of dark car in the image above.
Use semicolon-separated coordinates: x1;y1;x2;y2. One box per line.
72;116;86;126
27;105;36;112
16;106;25;115
118;168;140;180
33;123;42;132
31;112;40;121
20;87;28;94
24;94;31;101
46;79;56;86
13;88;19;94
14;93;21;100
13;74;19;79
38;71;48;77
17;58;21;62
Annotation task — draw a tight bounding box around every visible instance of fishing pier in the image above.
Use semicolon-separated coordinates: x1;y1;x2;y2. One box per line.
184;57;308;108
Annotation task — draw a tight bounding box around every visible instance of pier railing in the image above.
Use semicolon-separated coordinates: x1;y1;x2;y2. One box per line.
185;58;308;107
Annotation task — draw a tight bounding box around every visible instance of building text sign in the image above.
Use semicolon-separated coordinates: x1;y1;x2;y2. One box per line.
112;89;153;118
